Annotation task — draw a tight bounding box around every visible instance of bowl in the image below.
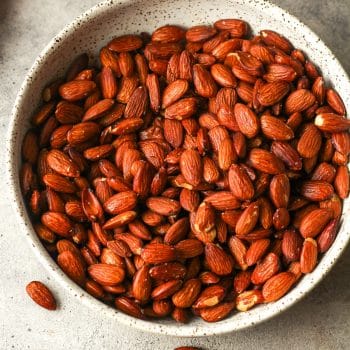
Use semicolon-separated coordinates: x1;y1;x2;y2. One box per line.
6;0;350;337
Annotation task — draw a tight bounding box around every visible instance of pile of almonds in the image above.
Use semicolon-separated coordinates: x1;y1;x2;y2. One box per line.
21;19;349;323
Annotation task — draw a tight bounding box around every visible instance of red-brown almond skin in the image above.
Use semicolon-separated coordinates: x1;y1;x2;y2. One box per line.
235;202;260;236
88;263;125;286
334;165;350;199
204;191;240;211
234;103;259;139
57;250;86;286
297;124;322;159
233;270;252;294
193;64;218;98
164;119;184;149
41;212;73;237
205;243;233;276
326;89;346;115
180;149;203;187
146;197;181;216
271;141;302;171
172;278;202;308
43;174;77;194
262;272;295;302
228;164;255;200
300;181;334;202
114;296;145;319
151;25;185;43
332;132;350;156
214;19;248;37
248;148;285;174
260;114;294;141
300;238;318;274
269;174;290;208
141;243;177;264
26;281;57;310
132;265;152;303
245;239;270;266
46;149;80;178
67;122;100;146
251;252;280;285
236;290;264;312
149;262;187;281
199;301;235;322
59;80;96;102
164;217;190;245
192;285;226;309
103;191;137;215
314;113;350;133
186;25;217;42
317;219;339;253
162;79;189;108
164;97;198;120
107;34;143;52
151;280;183;300
260;30;293;53
299;208;333;238
257;81;290;106
282;229;303;262
284;89;316;114
175;239;204;259
81;188;104;222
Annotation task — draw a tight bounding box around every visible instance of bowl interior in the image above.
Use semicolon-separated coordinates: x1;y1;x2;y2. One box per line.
7;0;350;337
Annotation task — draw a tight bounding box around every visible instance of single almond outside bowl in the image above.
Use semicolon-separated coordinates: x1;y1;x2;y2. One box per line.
6;0;350;337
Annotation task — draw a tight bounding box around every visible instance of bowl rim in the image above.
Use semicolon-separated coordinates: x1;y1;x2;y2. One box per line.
5;0;350;337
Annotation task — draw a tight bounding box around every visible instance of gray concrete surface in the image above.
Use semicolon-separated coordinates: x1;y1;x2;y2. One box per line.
1;0;350;349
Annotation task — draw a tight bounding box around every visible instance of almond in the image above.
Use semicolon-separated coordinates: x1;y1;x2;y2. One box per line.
299;208;333;238
261;114;294;141
300;180;334;201
281;228;303;262
251;252;280;285
257;81;290;106
235;202;260;236
103;191;137;215
285;89;316;114
261;30;293;53
228;236;247;270
59;80;96;102
236;290;264;311
108;34;143;52
246;239;270;266
248;148;285;174
300;238;318;274
326;88;346;115
334;165;349;199
193;64;218;98
26;281;57;310
88;263;125;286
297;123;322;158
234;103;259;138
186;25;217;42
262;272;295;302
228;164;255;200
314;113;350;132
57;250;86;285
180;149;203;186
199;301;235;322
205;243;233;276
269;173;290;208
172;278;201;308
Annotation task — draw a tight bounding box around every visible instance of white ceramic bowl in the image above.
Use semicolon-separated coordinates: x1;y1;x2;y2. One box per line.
6;0;350;337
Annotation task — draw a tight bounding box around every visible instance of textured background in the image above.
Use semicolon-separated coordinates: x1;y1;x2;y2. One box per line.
1;1;350;349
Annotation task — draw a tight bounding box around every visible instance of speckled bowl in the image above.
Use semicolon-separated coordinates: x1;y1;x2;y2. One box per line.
6;0;350;337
